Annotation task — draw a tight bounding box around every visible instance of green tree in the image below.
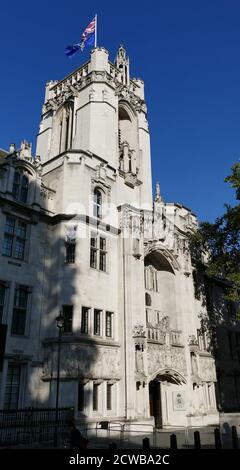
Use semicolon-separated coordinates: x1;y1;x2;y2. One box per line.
190;163;240;308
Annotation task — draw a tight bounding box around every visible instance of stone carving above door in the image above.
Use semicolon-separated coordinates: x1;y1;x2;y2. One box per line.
147;343;187;378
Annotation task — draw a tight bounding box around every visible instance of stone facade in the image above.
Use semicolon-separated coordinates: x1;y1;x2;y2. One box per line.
0;45;238;428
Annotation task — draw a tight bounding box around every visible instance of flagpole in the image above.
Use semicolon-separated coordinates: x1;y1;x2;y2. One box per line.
95;14;97;47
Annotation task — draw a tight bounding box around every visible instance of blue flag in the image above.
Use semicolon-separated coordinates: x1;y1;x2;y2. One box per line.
65;44;81;57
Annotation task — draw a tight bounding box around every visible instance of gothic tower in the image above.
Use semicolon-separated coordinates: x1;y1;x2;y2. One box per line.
0;46;220;431
35;46;154;426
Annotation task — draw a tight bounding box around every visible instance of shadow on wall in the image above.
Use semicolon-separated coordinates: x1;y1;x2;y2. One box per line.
26;227;98;441
192;269;240;412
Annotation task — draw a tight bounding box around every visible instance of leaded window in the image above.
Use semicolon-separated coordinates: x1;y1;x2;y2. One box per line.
12;170;29;203
4;365;21;410
106;311;113;338
11;286;29;335
90;233;107;272
93;189;102;219
2;216;27;261
81;307;89;334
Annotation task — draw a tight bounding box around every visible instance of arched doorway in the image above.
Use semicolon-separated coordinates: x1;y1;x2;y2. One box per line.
149;369;186;428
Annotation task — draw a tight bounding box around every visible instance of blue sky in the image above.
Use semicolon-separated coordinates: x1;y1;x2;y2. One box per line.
1;0;239;221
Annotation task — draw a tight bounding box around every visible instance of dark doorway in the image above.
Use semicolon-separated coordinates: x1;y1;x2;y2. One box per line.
149;380;162;428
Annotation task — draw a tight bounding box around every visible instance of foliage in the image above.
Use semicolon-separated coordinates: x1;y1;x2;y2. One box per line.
224;162;240;200
190;163;240;309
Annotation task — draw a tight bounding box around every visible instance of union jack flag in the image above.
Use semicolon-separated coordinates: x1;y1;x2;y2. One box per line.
80;17;96;51
65;16;96;57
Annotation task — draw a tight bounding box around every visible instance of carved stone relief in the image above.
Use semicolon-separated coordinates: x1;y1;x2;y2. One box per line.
198;356;217;382
40;184;55;200
43;344;121;380
147;343;187;377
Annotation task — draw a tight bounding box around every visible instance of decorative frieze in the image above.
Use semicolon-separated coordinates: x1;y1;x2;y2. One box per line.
147;343;187;377
43;344;121;380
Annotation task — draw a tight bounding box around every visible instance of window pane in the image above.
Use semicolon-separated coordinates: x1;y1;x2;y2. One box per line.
13;172;20;200
16;221;27;238
106;312;113;337
78;383;84;412
14;238;25;260
13;172;29;203
3;216;27;260
14;288;28;309
11;308;26;335
20;186;28;203
94;310;101;335
97;205;102;219
12;288;28;335
66;243;75;263
107;383;112;410
90;236;97;247
96;191;101;205
99;251;106;272
93;189;102;219
100;237;106;250
5;216;15;235
81;307;89;334
90;248;97;269
62;305;73;333
93;383;99;411
4;365;21;410
146;309;149;323
2;234;13;257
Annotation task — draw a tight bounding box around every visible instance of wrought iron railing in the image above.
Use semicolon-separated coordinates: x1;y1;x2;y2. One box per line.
0;407;74;447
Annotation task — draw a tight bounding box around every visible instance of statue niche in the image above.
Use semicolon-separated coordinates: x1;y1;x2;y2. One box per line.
135;343;144;373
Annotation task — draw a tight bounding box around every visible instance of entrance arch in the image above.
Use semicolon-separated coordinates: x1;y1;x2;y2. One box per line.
149;369;186;428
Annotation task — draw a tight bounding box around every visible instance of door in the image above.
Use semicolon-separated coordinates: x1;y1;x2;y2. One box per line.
149;380;162;428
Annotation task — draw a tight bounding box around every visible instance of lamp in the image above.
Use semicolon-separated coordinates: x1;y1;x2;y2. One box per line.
54;311;64;447
56;312;64;330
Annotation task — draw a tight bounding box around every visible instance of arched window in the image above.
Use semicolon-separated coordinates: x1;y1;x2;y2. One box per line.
12;170;29;203
93;188;102;219
118;107;132;146
57;102;74;154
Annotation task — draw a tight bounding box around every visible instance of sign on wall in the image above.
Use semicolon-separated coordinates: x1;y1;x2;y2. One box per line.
172;391;186;411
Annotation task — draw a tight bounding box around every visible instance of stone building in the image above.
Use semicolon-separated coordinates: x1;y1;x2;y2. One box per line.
0;45;238;429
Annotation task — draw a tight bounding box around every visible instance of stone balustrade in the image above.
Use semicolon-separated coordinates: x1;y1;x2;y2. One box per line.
170;330;183;346
147;327;183;347
147;327;166;344
50;63;91;98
